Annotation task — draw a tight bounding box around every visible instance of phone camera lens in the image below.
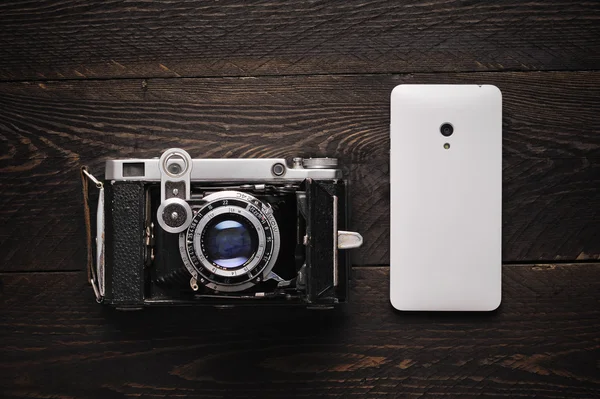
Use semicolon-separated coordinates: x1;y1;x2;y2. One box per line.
440;123;454;137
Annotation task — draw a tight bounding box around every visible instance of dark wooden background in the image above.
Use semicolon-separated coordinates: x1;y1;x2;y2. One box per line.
1;1;598;398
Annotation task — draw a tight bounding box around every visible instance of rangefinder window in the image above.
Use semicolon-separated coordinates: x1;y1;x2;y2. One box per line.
122;162;145;177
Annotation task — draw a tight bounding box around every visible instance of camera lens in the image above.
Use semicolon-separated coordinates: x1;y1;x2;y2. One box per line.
184;191;282;292
440;123;454;137
204;216;258;269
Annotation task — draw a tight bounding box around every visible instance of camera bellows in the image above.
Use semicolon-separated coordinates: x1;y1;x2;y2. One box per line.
155;266;191;287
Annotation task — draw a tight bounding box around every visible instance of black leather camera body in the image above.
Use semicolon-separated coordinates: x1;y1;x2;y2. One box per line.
85;149;362;310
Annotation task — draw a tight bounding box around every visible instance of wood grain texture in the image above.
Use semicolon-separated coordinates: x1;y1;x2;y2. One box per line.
0;265;598;399
2;2;599;398
1;0;599;80
0;72;599;271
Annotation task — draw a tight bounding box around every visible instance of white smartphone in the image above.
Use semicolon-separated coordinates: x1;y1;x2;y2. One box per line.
390;84;502;311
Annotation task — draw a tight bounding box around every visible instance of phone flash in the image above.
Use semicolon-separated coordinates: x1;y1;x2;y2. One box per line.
444;143;450;149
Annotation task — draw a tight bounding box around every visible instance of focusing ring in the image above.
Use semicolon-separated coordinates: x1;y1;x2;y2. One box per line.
178;191;281;292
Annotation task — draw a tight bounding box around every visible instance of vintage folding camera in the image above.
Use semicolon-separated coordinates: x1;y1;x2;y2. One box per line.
83;148;362;309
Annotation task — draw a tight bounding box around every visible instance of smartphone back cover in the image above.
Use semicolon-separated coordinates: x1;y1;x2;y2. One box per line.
390;84;502;311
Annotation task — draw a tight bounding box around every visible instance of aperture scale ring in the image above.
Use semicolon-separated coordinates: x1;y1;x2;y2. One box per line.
178;191;281;292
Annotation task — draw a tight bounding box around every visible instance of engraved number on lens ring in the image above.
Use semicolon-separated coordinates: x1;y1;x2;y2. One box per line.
179;192;280;291
187;200;274;286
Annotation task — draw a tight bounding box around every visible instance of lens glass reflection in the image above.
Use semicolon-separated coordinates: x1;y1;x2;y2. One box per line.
205;219;254;268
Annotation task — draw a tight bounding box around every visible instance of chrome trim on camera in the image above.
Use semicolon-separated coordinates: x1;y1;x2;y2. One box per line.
96;186;105;297
303;157;339;169
106;158;341;181
333;195;338;287
337;231;363;249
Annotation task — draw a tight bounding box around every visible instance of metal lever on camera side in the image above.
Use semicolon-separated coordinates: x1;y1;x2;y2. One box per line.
337;231;363;249
331;195;363;288
156;148;194;233
80;166;105;303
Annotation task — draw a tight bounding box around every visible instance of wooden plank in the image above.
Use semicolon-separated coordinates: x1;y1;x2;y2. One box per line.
0;0;599;80
0;72;598;271
0;265;599;398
